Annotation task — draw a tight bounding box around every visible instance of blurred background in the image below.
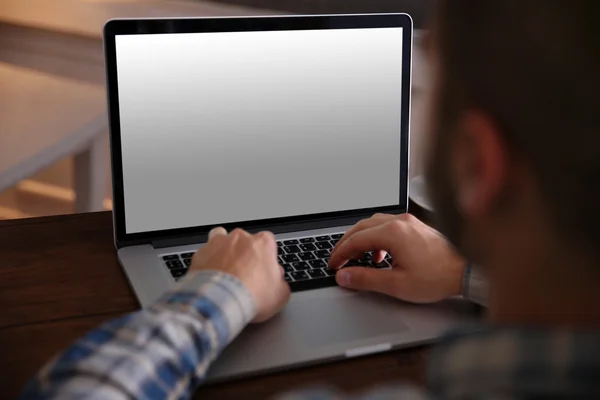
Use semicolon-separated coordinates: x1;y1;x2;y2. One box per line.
0;0;435;220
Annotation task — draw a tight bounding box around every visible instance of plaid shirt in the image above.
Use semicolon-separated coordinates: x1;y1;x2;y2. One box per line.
20;267;600;399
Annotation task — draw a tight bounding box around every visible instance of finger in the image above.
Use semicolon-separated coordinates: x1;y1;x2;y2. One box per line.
194;227;227;260
335;267;402;297
372;250;387;263
333;214;397;257
330;222;399;269
254;231;287;278
254;232;281;278
208;226;227;240
256;231;277;257
229;227;249;242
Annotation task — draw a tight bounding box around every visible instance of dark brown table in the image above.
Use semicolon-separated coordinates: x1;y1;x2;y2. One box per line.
0;210;431;399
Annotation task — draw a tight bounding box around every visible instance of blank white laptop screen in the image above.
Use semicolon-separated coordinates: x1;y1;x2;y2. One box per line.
115;27;404;234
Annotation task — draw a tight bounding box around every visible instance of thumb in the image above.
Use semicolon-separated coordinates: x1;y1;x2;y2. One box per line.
335;267;401;297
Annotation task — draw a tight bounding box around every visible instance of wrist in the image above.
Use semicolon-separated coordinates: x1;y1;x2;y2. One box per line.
175;270;258;324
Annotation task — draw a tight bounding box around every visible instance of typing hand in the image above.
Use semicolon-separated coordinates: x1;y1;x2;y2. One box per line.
329;214;466;303
190;227;290;322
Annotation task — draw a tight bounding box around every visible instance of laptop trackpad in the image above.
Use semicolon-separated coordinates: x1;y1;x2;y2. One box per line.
292;291;410;347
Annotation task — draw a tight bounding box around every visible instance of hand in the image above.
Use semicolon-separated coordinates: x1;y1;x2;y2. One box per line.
329;213;466;303
190;227;291;323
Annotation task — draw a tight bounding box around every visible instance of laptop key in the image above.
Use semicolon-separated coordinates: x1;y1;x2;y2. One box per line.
183;258;192;267
314;250;330;258
309;259;326;269
299;237;315;243
283;264;295;273
291;261;310;271
331;239;340;246
170;268;186;278
283;239;299;245
291;271;309;281
284;245;301;254
181;252;194;259
315;235;331;241
345;259;362;267
278;247;285;256
315;241;332;250
331;234;343;239
298;252;316;261
284;273;293;283
308;269;326;279
162;254;179;261
323;268;337;276
299;243;317;252
276;241;283;247
282;254;300;263
166;260;184;269
360;252;372;261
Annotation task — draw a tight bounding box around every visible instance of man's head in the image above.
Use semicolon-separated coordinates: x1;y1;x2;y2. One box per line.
425;1;600;270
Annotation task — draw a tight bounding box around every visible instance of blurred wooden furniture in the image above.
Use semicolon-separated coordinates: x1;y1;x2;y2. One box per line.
0;0;273;37
0;0;275;86
0;63;107;212
0;211;430;399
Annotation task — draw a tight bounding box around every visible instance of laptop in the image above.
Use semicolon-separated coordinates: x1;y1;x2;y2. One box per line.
103;13;477;382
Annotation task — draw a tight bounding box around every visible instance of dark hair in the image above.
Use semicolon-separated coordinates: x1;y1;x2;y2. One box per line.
435;1;600;248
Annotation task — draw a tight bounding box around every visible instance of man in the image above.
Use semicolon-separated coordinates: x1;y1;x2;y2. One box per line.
21;0;600;398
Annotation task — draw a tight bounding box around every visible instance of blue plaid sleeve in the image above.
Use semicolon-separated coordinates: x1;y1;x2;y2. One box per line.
19;270;256;400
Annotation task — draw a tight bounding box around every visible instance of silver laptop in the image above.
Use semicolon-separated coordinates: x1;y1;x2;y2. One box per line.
103;13;477;383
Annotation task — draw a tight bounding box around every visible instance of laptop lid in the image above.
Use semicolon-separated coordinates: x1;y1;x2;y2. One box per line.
103;14;413;248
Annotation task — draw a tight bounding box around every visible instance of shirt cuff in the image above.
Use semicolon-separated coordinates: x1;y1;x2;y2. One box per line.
461;262;489;307
156;270;257;344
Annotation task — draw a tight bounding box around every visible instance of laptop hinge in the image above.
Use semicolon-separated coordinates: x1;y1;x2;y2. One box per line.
152;234;209;249
150;213;375;249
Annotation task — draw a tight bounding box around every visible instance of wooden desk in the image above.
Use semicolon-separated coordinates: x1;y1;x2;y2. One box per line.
0;211;430;399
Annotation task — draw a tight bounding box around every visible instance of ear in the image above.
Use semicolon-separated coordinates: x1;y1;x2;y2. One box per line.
453;111;508;217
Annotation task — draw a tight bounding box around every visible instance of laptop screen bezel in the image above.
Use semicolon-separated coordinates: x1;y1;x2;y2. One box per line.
104;13;413;248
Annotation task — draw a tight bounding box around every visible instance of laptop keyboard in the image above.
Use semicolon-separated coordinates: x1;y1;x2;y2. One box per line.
162;252;195;280
160;233;392;292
